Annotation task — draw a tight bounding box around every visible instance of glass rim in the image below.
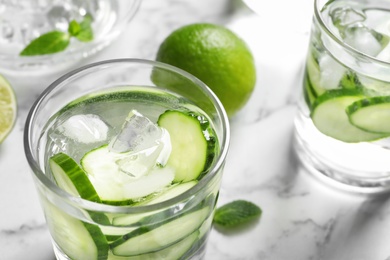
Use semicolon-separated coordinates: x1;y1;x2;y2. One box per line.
314;0;390;66
24;58;230;214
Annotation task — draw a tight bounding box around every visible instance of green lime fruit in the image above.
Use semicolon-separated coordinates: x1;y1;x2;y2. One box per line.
155;23;256;116
0;74;17;143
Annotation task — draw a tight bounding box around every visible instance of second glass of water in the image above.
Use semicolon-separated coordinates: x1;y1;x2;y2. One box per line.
294;0;390;192
0;0;140;74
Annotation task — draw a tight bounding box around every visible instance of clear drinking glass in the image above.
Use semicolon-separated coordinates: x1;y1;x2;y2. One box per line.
24;59;230;259
0;0;140;74
294;0;390;193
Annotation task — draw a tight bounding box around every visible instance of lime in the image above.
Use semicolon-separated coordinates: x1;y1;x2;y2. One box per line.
0;74;17;143
156;23;256;116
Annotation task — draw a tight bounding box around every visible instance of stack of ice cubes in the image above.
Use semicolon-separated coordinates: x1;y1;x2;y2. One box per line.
108;110;172;178
329;5;390;59
51;110;172;179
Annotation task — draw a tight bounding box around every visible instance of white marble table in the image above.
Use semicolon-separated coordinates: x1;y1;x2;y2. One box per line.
2;1;390;259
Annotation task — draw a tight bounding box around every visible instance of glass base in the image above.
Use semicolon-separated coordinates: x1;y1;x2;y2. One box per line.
52;242;69;260
185;237;208;260
294;111;390;194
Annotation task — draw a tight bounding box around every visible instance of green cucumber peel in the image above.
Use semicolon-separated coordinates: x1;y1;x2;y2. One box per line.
311;88;364;111
303;69;317;110
185;110;218;180
49;153;110;225
305;51;326;97
44;197;109;260
50;153;101;203
346;95;390;115
83;222;110;259
347;96;390;134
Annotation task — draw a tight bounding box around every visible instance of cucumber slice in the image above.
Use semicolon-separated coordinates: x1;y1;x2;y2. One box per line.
50;153;101;203
142;180;197;205
101;226;138;242
347;96;390;134
48;153;109;259
157;110;213;182
107;231;198;259
44;199;108;260
306;52;326;96
198;213;214;240
303;69;317;110
112;181;197;226
81;145;174;204
311;89;386;142
110;206;210;256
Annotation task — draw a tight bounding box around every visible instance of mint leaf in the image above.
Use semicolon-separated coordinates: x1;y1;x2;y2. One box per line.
20;14;94;56
81;13;93;25
76;14;94;42
20;31;70;56
68;20;81;37
213;200;261;228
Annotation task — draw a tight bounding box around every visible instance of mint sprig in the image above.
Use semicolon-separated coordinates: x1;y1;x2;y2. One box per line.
20;14;94;56
71;14;93;42
213;200;261;228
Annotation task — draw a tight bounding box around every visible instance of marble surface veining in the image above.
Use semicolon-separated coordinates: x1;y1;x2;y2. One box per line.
2;0;390;260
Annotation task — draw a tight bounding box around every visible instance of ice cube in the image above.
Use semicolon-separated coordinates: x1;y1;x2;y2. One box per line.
1;21;14;43
369;18;390;61
47;4;72;31
330;6;366;30
49;131;69;154
376;42;390;62
155;128;172;166
109;110;172;178
109;110;162;153
58;114;109;144
319;55;346;89
329;6;390;57
343;22;389;56
116;145;164;178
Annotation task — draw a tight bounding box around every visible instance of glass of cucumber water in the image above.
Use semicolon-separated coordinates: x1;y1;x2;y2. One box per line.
24;59;230;259
295;0;390;192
